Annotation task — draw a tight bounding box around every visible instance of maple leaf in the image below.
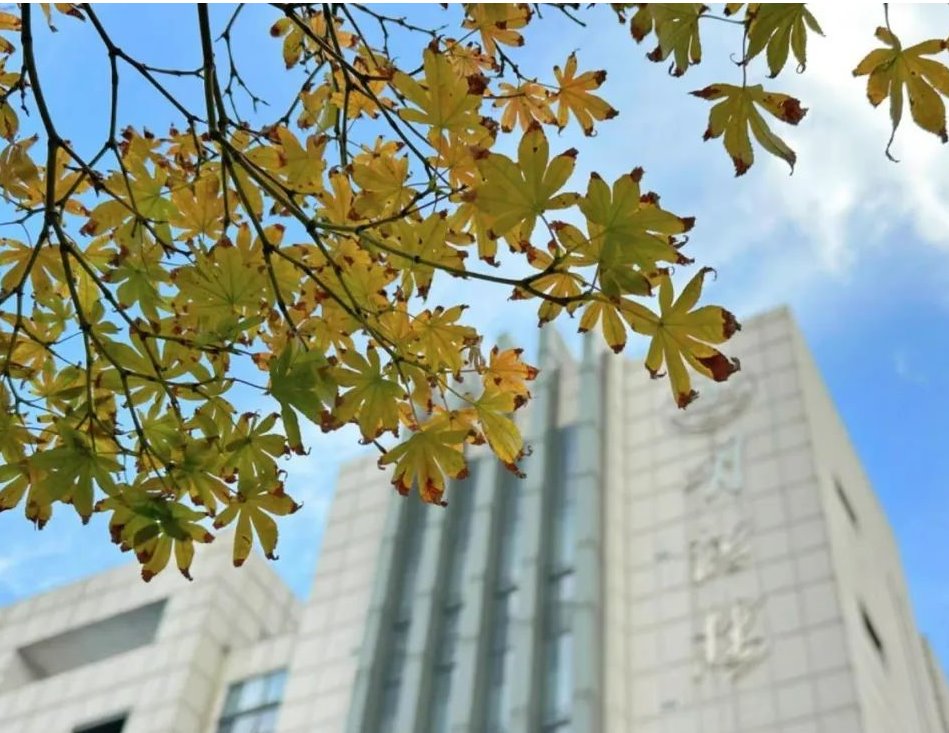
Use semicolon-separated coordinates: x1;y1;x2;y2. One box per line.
165;439;231;515
390;212;466;299
494;82;556;133
744;4;824;77
170;235;270;330
579;170;695;290
444;39;499;76
461;3;532;58
83;162;174;244
351;142;412;219
625;268;741;408
553;52;619;135
393;48;482;133
474;388;525;473
691;83;808;175
97;490;214;581
638;4;708;77
327;346;404;440
512;237;587;324
248;126;328;195
135;515;214;582
269;342;337;453
410;305;479;376
28;425;122;523
170;174;226;240
0;59;20;140
468;124;579;242
0;238;64;300
853;28;949;160
579;296;643;354
220;412;287;483
482;346;539;404
213;478;301;566
378;421;469;505
0;460;53;529
0;136;39;201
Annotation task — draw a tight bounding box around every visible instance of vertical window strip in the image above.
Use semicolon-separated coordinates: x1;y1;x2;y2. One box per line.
427;463;479;733
484;467;524;733
373;498;426;733
542;425;579;732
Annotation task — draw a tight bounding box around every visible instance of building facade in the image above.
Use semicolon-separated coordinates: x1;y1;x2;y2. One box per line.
1;307;947;733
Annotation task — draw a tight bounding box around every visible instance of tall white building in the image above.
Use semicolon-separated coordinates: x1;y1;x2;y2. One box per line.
1;306;947;733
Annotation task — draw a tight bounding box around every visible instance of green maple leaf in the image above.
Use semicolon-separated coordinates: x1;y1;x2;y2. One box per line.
577;170;694;295
327;346;404;441
637;4;708;77
221;412;287;481
29;426;122;523
744;4;824;77
269;342;337;453
468;123;579;243
394;48;482;133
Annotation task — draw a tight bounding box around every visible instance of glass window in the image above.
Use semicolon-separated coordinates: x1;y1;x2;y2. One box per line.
542;631;573;723
216;668;286;733
541;426;578;729
372;498;426;732
427;464;479;733
444;462;477;602
483;466;524;733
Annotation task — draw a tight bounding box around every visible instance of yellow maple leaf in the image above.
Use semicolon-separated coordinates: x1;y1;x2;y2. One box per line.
494;82;556;133
626;267;741;408
852;28;949;159
481;346;539;403
213;478;301;566
462;3;531;58
691;83;808;175
468;123;579;242
393;48;482;133
579;298;630;353
553;52;619;135
378;421;469;505
474;388;525;473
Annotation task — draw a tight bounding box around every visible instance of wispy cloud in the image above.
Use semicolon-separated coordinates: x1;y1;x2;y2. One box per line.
893;349;928;386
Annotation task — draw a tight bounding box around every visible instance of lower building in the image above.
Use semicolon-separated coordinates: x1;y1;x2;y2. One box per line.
1;306;947;733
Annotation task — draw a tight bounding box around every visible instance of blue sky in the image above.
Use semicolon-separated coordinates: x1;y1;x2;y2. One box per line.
0;4;946;675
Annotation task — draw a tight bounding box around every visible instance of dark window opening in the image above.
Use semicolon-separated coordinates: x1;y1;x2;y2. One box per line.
834;477;859;528
861;605;886;662
74;715;127;733
18;600;165;681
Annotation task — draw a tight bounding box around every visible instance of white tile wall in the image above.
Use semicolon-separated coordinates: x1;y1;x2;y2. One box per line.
0;532;302;733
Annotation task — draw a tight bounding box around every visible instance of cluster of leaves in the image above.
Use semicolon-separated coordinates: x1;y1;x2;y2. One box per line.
0;4;945;580
623;3;949;172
